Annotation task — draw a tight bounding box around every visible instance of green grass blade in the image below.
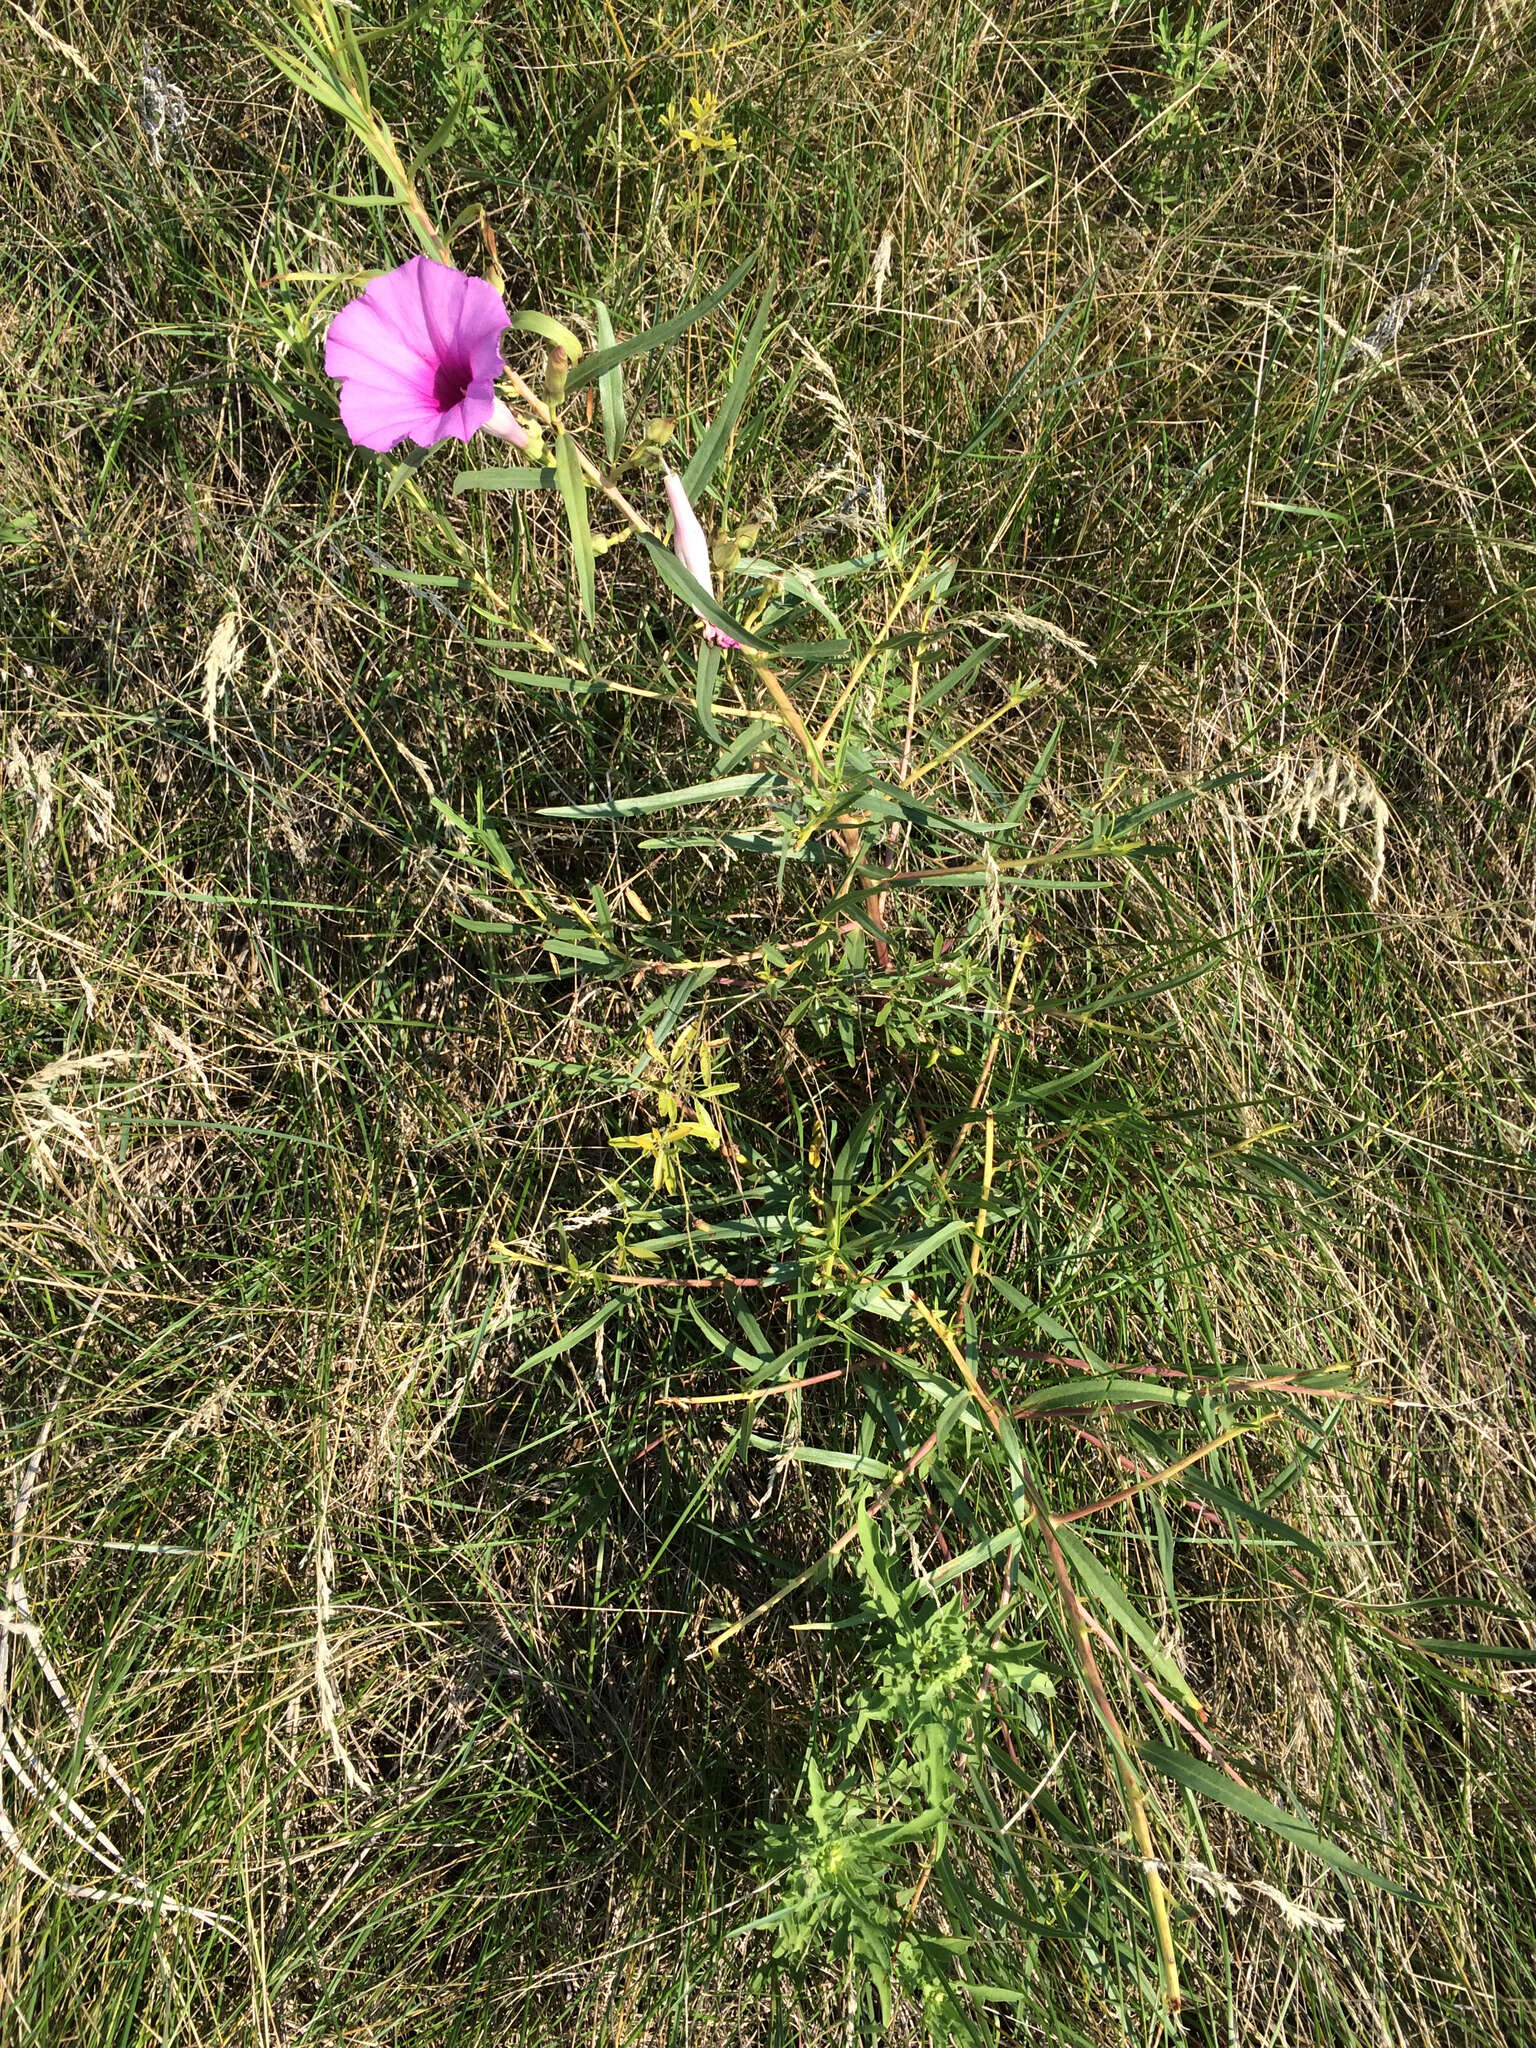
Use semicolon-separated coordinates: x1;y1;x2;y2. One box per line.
1140;1742;1413;1897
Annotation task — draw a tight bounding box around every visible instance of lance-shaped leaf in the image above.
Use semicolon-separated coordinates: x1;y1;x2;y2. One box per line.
454;466;551;495
536;771;787;821
593;302;627;467
695;637;723;745
508;309;585;361
683;280;775;498
1140;1742;1413;1896
565;255;756;393
554;433;596;623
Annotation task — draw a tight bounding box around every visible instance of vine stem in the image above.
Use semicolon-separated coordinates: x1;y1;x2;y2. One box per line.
339;75;654;542
360;129;843;811
344;58;887;947
499;367;656;538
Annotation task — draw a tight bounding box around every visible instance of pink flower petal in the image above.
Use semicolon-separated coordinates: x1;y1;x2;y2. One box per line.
325;298;430;390
338;379;444;453
454;274;514;357
662;469;740;646
420;387;496;445
355;256;442;362
409;256;473;364
325;256;513;451
328;289;425;379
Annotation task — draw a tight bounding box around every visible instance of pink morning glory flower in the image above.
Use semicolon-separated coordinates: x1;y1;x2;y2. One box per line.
663;469;739;649
325;255;526;453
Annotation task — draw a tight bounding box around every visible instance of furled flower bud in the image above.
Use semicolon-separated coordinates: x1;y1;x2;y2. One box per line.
663;469;739;650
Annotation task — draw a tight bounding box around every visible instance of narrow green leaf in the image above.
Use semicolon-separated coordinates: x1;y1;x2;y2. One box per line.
517;1301;626;1374
509;309;585;360
845;1284;910;1322
1014;1375;1187;1415
856;781;1014;840
485;666;611;698
1053;1524;1202;1708
364;563;471;590
686;1303;822;1380
683;280;774;497
929;1524;1023;1589
536;771;786;821
1255;499;1347;521
695;637;722;745
638;532;762;647
1413;1639;1536;1664
917;634;1004;714
594;302;627;468
260;39;356;123
714;718;771;772
408;103;466;176
929;1055;1111;1131
831;1101;882;1211
769;569;843;634
384;443;436;505
544;934;621;968
454;466;552;495
1179;1474;1326;1556
884;1218;973;1279
636;531;848;664
565;255;756;394
1139;1742;1412;1896
798;547;894;586
554;433;596;624
322;0;371;104
959;263;1099;457
763;1443;896;1480
1004;720;1062;824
